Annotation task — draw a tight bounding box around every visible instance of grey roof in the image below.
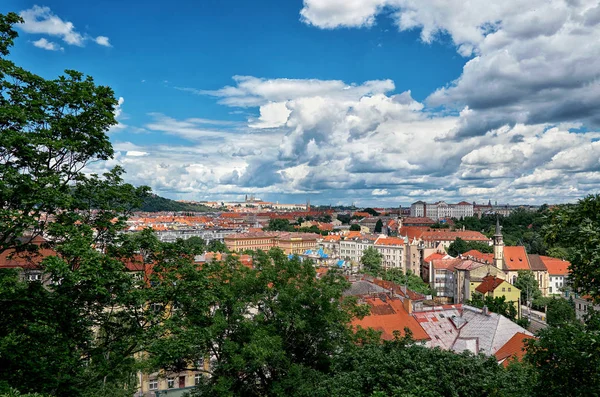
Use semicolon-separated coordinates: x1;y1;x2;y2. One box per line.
528;254;548;271
415;305;532;356
343;280;388;296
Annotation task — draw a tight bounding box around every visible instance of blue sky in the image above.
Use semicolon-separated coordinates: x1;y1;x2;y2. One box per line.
3;0;600;206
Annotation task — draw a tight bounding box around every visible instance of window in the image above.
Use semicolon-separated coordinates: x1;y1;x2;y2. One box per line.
149;380;158;391
167;378;175;389
195;374;202;385
549;287;552;293
508;288;511;292
27;273;42;282
502;287;505;292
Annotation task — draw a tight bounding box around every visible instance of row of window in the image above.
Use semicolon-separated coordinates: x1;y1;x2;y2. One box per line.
148;374;203;390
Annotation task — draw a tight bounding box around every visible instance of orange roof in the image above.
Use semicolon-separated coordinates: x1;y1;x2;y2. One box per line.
475;275;505;294
424;252;446;262
344;231;362;239
375;237;404;247
352;212;371;218
539;256;570;275
462;249;494;264
398;226;428;240
494;332;535;367
420;230;489;242
323;235;341;242
503;246;530;270
432;258;462;271
351;296;429;341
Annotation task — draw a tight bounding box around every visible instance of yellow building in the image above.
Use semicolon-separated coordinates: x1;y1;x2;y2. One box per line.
225;231;319;255
474;275;521;318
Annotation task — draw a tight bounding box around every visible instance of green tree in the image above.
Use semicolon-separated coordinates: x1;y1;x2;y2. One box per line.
0;14;158;396
544;195;600;300
147;248;365;397
514;270;541;304
360;247;383;276
383;269;432;295
363;208;380;216
448;237;493;256
447;237;468;256
179;236;206;254
0;13;118;254
525;311;600;397
469;294;518;320
265;218;294;231
305;336;535;397
545;298;576;327
374;219;383;233
349;224;361;231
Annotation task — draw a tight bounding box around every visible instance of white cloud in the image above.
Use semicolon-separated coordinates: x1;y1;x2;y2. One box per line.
31;37;62;51
126;151;149;157
19;6;110;49
95;36;111;47
372;188;389;196
299;0;600;139
112;74;600;205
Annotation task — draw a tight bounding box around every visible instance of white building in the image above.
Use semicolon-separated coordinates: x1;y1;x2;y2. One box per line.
373;236;405;271
410;200;474;221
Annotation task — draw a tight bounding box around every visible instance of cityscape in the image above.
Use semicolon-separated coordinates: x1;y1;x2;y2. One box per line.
1;1;599;397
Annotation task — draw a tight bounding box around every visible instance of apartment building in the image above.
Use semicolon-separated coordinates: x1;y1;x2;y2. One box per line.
224;232;319;255
409;200;474;221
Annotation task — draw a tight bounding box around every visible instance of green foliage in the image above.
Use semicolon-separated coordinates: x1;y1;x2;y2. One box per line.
513;270;541;303
0;17;120;254
148;249;362;397
454;208;549;254
525;311;600;397
303;338;535;397
349;224;361;231
469;294;518;320
545;298;576;326
374;219;383;233
447;237;493;256
360;247;383;276
336;214;351;224
265;218;295;231
138;194;211;212
362;208;380;216
382;269;433;295
0;16;153;396
544;194;600;300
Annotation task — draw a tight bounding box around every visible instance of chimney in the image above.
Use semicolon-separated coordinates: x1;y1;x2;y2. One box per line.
482;306;489;316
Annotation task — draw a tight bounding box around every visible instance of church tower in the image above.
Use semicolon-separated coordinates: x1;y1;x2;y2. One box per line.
493;217;504;270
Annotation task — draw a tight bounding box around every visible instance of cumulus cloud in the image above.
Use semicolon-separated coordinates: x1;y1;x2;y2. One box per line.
372;188;389;196
110;73;600;205
20;6;110;49
31;37;62;51
300;0;600;139
94;36;111;47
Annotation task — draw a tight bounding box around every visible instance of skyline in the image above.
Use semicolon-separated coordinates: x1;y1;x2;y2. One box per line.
3;0;600;206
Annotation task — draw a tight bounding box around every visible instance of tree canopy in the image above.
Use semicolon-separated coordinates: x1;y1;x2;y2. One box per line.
360;247;382;276
544;194;600;300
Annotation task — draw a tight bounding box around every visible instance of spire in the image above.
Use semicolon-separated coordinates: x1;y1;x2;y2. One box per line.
494;216;502;236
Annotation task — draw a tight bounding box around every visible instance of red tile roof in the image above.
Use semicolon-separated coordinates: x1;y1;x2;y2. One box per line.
432;258;462;271
539;256;570;275
462;249;494;264
475;275;505;294
424;252;446;262
494;332;535;367
375;237;405;247
503;246;530;270
351;296;430;341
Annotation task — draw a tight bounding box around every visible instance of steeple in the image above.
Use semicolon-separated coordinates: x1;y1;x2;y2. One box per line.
493;216;504;270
